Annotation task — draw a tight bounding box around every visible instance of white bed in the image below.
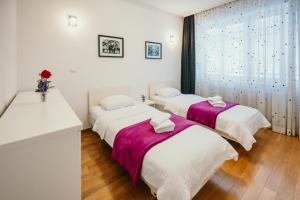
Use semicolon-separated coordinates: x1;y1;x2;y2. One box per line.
149;82;271;151
88;87;238;200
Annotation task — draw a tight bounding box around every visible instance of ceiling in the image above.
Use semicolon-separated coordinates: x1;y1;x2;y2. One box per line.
127;0;234;17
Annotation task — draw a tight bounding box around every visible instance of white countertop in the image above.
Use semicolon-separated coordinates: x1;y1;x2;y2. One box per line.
0;89;82;148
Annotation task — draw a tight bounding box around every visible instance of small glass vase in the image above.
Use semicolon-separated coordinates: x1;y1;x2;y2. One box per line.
41;92;47;102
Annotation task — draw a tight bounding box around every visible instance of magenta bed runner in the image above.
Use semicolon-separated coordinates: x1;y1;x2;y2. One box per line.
187;100;237;129
111;114;195;186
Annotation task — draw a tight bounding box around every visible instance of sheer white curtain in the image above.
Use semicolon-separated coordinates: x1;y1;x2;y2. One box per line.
195;0;300;136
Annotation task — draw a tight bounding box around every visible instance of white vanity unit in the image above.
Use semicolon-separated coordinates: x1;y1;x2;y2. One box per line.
0;89;82;200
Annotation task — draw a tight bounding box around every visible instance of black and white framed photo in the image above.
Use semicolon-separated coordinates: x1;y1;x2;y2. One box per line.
145;41;162;59
98;35;124;58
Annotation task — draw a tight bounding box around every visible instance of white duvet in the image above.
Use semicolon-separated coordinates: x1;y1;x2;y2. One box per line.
163;94;271;151
92;103;238;200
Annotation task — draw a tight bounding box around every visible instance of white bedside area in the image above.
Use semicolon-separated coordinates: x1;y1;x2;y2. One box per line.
0;89;82;200
142;99;156;107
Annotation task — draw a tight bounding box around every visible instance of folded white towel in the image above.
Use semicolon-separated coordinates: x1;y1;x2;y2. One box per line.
154;119;175;133
150;113;171;127
207;95;222;102
208;100;226;107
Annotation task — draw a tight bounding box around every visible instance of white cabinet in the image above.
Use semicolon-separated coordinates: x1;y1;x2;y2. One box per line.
0;89;82;200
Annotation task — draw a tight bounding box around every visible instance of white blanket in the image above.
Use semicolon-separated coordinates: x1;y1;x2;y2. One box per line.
163;94;271;151
92;103;238;200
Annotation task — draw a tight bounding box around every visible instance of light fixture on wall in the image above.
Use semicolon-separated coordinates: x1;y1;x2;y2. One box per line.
170;34;175;43
68;15;77;27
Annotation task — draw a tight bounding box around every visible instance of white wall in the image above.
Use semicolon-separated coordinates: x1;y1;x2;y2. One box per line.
17;0;183;128
0;0;18;115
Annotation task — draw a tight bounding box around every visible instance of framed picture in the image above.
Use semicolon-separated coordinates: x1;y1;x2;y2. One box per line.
98;35;124;58
145;41;162;59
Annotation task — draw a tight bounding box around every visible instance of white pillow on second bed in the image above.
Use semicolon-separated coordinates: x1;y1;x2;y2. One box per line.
156;87;181;98
100;95;135;110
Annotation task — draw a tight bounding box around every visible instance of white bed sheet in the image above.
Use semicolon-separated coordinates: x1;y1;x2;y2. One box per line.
91;103;238;200
157;94;271;151
89;106;101;125
151;95;169;106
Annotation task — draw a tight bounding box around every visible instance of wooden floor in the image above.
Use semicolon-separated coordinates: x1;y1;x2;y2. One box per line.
81;128;300;200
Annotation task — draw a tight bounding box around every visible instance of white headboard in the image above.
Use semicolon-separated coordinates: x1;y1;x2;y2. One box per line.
149;81;179;99
88;87;131;108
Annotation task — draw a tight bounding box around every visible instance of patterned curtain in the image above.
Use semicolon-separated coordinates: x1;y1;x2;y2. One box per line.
195;0;300;136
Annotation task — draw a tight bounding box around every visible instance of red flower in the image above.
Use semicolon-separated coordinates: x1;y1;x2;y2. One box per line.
40;70;52;79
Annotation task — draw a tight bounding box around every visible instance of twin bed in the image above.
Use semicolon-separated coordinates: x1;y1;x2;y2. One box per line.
88;84;270;200
149;82;271;151
89;87;238;200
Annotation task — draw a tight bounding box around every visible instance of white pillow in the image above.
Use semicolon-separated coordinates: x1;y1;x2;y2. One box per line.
100;95;135;110
156;87;181;98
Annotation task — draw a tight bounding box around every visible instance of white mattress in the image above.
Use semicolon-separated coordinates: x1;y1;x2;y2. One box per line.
155;94;271;151
91;103;238;200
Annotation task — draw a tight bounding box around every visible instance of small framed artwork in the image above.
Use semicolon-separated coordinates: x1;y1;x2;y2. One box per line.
145;41;162;59
98;35;124;58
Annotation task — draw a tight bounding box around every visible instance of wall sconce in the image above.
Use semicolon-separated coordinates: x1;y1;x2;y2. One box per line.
68;15;77;27
170;34;175;43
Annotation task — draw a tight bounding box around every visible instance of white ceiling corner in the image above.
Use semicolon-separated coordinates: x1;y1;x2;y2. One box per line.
126;0;235;17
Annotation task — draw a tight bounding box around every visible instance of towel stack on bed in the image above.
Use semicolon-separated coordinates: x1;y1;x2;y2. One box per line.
150;113;175;133
207;96;226;107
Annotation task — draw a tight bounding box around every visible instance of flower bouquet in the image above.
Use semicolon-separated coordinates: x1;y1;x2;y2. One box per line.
36;69;53;102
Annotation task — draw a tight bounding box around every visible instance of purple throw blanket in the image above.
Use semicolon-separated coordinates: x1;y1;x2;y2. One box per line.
187;100;237;129
112;114;195;186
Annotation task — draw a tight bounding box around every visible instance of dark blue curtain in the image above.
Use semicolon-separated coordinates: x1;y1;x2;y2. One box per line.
181;15;195;94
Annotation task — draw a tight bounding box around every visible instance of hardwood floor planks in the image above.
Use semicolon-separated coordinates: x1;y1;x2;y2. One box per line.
258;187;276;200
276;139;300;200
81;129;300;200
294;166;300;200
